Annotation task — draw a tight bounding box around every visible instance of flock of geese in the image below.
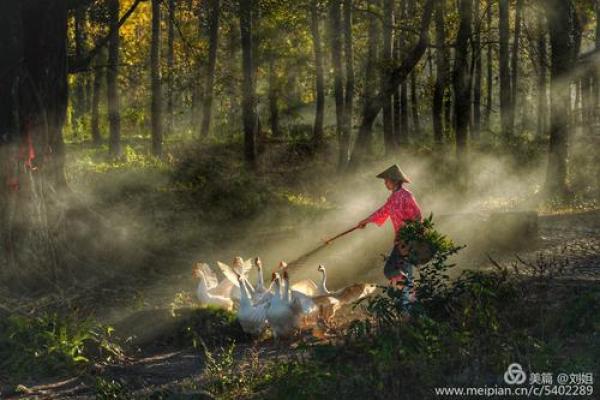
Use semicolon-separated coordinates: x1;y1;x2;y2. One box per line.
192;256;377;338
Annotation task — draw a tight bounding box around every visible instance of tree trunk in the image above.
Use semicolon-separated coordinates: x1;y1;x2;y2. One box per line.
472;0;481;140
166;0;175;135
310;0;325;145
1;0;68;279
510;0;522;132
536;9;547;138
485;0;493;129
408;0;420;137
499;0;512;138
341;0;354;168
410;72;420;136
454;0;472;190
91;49;105;146
545;0;574;195
572;9;582;128
151;0;163;157
399;12;409;141
192;6;206;129
595;0;600;124
73;5;87;139
240;0;256;166
201;0;220;138
393;41;401;140
382;0;395;152
355;0;380;155
329;0;346;159
107;0;122;157
0;0;23;273
432;0;446;144
268;57;280;137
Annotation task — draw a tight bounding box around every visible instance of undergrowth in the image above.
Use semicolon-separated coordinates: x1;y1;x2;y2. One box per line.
0;313;122;380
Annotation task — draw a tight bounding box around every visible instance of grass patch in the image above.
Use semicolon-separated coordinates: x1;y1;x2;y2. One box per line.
0;313;122;381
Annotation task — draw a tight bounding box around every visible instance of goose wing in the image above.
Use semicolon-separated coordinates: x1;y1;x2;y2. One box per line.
209;279;234;298
291;279;319;296
196;262;219;290
333;283;377;304
217;261;240;286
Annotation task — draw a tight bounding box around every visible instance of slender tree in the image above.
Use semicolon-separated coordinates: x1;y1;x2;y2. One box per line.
91;50;105;146
485;0;493;128
454;0;472;173
240;0;256;165
536;8;547;137
166;0;175;135
408;0;420;136
545;0;574;195
432;0;446;144
472;0;482;140
510;0;523;130
150;0;163;157
267;56;280;137
201;0;220;137
329;0;346;160
310;0;325;144
498;0;512;138
399;0;409;139
73;5;87;139
107;0;122;157
595;0;600;124
356;0;380;154
382;0;395;151
341;0;354;167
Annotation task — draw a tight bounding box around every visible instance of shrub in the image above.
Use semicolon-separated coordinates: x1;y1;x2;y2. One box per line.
171;147;272;220
0;313;122;380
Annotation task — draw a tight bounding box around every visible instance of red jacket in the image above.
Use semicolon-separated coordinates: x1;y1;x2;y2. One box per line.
367;187;422;233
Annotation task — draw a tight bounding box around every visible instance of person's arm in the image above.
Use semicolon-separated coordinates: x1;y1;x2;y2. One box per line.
358;197;393;228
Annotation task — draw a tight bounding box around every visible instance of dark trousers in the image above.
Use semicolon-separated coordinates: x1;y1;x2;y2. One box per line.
384;245;414;306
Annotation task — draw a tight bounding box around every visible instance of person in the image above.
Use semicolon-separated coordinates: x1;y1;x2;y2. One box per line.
357;164;422;306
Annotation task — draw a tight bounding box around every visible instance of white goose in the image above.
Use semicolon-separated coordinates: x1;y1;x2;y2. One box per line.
251;257;274;305
254;257;266;294
192;263;235;311
266;273;299;338
237;273;268;336
312;264;377;322
282;270;318;318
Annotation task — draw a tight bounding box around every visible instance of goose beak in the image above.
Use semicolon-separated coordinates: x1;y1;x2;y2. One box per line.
317;265;325;272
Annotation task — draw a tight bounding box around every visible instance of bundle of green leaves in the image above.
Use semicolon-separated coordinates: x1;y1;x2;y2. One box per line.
397;215;458;265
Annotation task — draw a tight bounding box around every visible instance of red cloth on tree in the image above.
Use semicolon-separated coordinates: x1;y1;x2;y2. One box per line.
367;187;422;232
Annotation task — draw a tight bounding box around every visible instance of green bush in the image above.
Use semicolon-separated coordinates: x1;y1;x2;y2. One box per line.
0;313;121;379
171;147;272;220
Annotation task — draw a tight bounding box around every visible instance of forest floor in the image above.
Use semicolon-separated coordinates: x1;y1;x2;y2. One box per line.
4;208;600;400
